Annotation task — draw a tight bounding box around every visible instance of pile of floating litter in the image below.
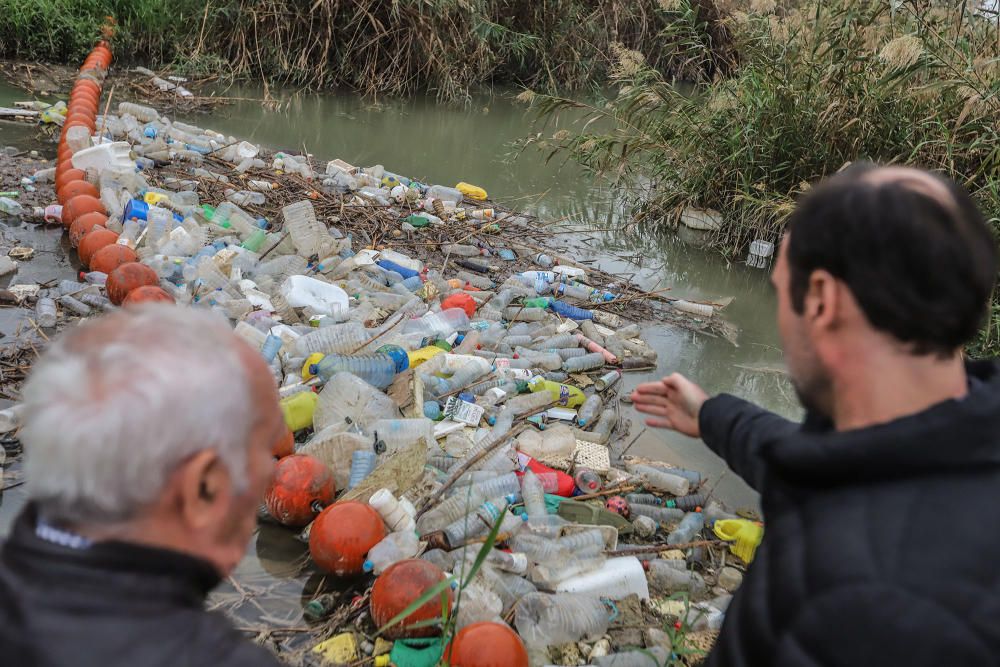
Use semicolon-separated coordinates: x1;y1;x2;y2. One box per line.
7;34;764;667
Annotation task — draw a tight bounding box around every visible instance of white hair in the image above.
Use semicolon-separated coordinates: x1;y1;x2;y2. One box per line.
21;305;256;525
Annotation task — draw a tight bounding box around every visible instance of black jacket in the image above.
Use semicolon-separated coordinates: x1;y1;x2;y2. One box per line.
0;505;281;667
701;360;1000;666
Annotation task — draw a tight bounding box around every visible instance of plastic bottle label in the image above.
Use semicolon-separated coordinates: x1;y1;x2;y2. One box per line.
443;397;485;426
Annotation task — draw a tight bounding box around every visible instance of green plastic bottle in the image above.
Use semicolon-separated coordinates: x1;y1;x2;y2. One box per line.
241;229;267;252
523;297;551;308
405;214;431;228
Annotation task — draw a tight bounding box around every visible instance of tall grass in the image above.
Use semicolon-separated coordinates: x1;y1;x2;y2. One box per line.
0;0;735;101
522;0;1000;355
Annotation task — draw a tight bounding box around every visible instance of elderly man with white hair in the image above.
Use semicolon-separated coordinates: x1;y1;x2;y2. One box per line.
0;305;286;667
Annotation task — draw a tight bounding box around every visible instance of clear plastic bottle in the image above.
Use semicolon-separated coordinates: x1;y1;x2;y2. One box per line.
502;391;553;416
57;295;91;316
445;472;520;501
118;102;159;123
378;249;422;272
442;495;510;547
521;471;547;521
626;463;690;496
78;292;114;312
35;297;56;327
647;560;707;595
348;450;377;489
514;593;612;646
594;648;670;667
370;418;435;454
511;533;572;562
292;321;370;356
311;345;408;388
556;528;606;551
282;200;328;258
443;243;484;257
667;511;705;545
403;308;470;339
313;371;398;432
586;408;617;442
363;531;420;574
562;352;606;373
629;504;685;524
577;394;603;426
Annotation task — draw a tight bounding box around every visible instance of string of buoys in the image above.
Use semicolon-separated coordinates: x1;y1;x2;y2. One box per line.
54;31;174;306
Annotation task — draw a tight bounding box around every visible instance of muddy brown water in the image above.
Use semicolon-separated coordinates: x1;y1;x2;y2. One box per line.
0;81;798;640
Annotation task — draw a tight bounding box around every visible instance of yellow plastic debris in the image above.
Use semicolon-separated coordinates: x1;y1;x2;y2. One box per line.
373;638;394;656
407;345;446;368
301;352;325;380
279;391;318;431
312;632;358;664
713;519;764;563
143;191;169;206
456;182;488;200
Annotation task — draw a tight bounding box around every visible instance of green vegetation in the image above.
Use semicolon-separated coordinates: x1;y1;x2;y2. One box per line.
0;0;733;101
522;0;1000;356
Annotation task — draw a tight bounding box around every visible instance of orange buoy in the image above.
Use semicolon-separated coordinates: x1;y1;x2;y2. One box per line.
272;427;295;459
370;559;452;639
443;622;529;667
68;211;107;248
89;243;137;275
309;502;386;576
55;167;86;191
106;262;159;305
78;228;119;268
65;114;96;132
122;285;175;306
57;179;99;205
75;79;101;95
62;194;104;228
264;454;336;527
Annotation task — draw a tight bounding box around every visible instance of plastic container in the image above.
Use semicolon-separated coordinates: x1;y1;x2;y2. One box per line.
280;274;348;317
403;308;470;339
371;418;436;454
629;504;685;524
671;299;715;318
555;556;649;601
527;376;585;408
71;142;133;172
293;321;369;356
118;102;159;122
562;352;606;374
312;371;399;432
747;239;775;268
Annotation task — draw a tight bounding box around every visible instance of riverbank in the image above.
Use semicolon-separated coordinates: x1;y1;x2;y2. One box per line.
0;0;733;102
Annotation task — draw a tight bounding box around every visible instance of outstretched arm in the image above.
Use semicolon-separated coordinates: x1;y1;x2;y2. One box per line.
631;373;798;490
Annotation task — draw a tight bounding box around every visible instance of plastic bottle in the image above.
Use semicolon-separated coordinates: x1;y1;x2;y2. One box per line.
594;647;671;667
576;394;603;426
573;468;602;493
371;418;435;454
363;531;420;574
402;308;470;339
533;253;554;268
368;488;415;532
441;496;510;547
118;102;159;123
647;560;707;595
626;463;691;496
348;450;377;489
292;321;370;356
445;472;520;502
672;299;715;318
35;297;56;327
502;391;553;416
78;292;114;311
311;345;409;388
550;300;593;320
521;471;547;521
527;376;585;408
514;593;612;646
0;197;24;216
554;556;649;601
667;511;705;545
57;295;91;316
561;352;606;374
629;504;685;524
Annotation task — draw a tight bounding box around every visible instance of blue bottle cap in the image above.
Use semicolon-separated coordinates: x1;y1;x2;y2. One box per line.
309;364;319;375
362;560;374;573
377;344;410;373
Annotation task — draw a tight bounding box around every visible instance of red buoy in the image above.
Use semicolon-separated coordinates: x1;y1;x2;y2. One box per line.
68;211;107;248
264;454;336;527
443;622;529;667
272;426;295;459
370;559;452;639
57;179;100;206
122;285;175;306
106;262;159;305
78;228;119;268
89;244;137;275
309;502;385;576
62;194;104;228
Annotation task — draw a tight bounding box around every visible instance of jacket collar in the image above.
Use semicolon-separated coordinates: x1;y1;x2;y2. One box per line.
762;360;1000;485
2;504;222;606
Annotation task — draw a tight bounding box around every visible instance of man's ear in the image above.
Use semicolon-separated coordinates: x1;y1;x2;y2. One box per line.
804;268;839;331
174;450;231;530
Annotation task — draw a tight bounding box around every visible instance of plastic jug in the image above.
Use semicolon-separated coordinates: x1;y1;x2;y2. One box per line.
713;519;764;563
527;376;585;408
280;391;319;431
71;142;133;172
555;556;649;600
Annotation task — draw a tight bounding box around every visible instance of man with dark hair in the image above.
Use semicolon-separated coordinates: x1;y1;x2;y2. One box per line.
632;164;1000;665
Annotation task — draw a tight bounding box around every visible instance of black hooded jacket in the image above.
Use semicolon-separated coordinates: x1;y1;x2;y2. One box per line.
0;505;281;667
702;360;1000;666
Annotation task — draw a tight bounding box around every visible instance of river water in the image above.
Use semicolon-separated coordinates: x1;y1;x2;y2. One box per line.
0;82;797;638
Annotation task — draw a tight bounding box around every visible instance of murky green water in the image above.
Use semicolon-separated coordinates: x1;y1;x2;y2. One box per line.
0;82;797;640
